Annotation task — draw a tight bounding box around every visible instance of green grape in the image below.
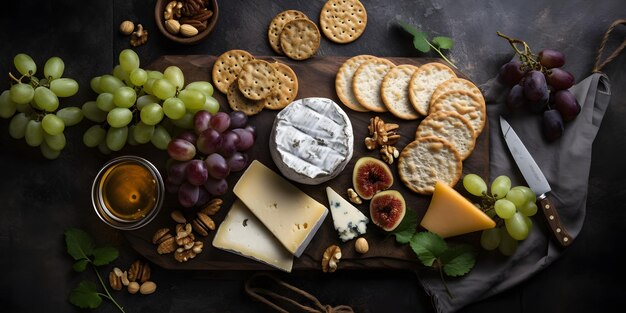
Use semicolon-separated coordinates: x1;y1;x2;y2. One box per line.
505;188;526;208
119;49;140;73
140;103;164;125
498;227;518;256
33;86;59;112
56;107;83;126
43;56;64;80
185;81;214;97
107;107;133;127
41;114;65;135
480;228;501;251
14;53;36;76
15;102;32;114
147;70;164;79
162;97;186;119
511;186;536;203
40;141;61;160
25;120;44;147
133;121;155;144
43;132;66;151
0;90;17;118
106;126;128;151
98;141;111;155
82;101;107;123
98;75;125;94
151;125;171;150
152;79;176;100
193;96;220;115
505;212;529;240
96;92;115;112
9;83;35;105
83;125;106;147
130;68;148;86
90;76;103;94
9;112;29;139
112;86;137;108
171;112;194;129
491;175;511;199
136;94;159;110
113;65;130;82
127;125;139;146
143;78;156;95
49;78;79;97
163;66;184;89
523;215;533;230
494;199;516;219
519;201;538;217
463;174;487;196
178;89;205;110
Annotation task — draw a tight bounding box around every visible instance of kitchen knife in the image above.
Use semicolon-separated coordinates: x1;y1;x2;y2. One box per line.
499;116;572;246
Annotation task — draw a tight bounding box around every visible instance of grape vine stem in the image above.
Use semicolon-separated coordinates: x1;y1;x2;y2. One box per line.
93;263;126;313
496;31;543;71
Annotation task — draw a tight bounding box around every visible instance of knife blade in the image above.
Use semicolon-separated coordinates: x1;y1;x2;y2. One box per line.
499;116;572;246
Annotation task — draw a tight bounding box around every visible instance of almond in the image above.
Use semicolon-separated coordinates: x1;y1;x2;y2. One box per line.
165;19;180;35
179;24;198;37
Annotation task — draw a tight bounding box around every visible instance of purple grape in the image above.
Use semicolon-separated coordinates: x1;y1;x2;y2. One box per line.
204;153;230;179
176;130;197;144
196;128;222;155
553;90;580;122
229;111;248;129
204;177;228;196
167;139;197;161
165;180;180;194
244;125;256;140
498;61;526;86
210;112;231;133
193;110;212;134
232;128;255;151
528;88;549;113
538;49;565;68
185;159;209;186
178;182;199;208
506;85;527;111
545;68;574;91
543;109;564;141
167;160;190;185
219;131;239;157
196;187;211;207
523;70;548;102
228;152;249;172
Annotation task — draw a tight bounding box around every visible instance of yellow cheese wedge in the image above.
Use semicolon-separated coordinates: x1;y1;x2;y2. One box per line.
421;181;495;238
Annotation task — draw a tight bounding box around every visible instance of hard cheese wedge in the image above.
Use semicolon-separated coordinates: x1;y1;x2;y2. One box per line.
233;160;328;257
212;199;294;272
326;187;368;242
421;181;495;238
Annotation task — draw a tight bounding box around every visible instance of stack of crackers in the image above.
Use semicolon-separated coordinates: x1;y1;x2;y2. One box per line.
211;49;299;116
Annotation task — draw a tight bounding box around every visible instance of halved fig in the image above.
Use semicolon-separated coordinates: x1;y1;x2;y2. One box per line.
370;190;406;231
352;157;393;200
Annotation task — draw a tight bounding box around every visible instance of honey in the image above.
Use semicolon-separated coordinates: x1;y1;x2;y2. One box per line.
100;161;157;221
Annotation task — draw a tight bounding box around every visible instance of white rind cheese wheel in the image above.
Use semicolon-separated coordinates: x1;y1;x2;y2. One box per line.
270;97;354;185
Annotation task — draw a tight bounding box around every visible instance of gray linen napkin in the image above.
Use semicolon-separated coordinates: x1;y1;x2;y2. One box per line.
419;71;611;313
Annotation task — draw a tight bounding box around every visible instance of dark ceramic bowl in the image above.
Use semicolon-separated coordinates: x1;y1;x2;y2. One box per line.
155;0;218;44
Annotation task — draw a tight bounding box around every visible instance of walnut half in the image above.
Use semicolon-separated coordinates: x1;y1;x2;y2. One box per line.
322;245;342;273
365;116;400;150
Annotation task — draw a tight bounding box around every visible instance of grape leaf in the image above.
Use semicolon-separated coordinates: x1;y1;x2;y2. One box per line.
69;281;102;309
399;21;430;53
409;232;447;267
398;20;420;36
92;247;119;266
432;36;453;50
440;244;477;277
65;228;95;261
72;259;89;272
391;209;418;244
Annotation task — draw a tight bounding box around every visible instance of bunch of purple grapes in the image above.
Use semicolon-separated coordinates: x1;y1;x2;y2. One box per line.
165;110;256;208
499;49;580;141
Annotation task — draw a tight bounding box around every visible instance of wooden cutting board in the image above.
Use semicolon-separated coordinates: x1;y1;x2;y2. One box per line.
124;55;489;271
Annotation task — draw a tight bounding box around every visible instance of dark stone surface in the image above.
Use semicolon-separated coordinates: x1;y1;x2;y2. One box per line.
1;0;625;312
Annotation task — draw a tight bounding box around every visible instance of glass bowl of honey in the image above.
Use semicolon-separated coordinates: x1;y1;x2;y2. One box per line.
91;156;164;230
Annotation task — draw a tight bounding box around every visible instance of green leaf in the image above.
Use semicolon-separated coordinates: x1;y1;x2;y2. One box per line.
440;244;477;277
432;36;454;50
72;259;89;272
92;247;119;266
409;232;447;267
399;21;430;53
69;281;102;309
391;209;418;244
398;20;420;36
65;228;95;261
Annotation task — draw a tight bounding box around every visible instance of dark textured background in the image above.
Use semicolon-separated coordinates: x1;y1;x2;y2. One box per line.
1;0;625;312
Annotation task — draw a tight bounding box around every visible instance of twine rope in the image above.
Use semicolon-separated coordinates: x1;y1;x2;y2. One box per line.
593;19;626;72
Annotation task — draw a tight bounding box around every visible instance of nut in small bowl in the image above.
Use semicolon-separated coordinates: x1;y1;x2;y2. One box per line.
155;0;218;45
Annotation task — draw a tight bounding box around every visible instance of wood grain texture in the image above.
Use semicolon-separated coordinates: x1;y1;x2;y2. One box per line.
125;55;489;271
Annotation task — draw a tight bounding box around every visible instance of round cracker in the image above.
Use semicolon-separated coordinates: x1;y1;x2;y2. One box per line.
415;111;476;160
262;62;299;110
319;0;367;44
227;79;265;116
408;62;457;116
335;55;376;112
381;64;420;120
267;10;309;55
212;50;255;94
352;58;395;112
280;19;321;61
237;59;277;100
431;77;485;107
429;90;486;135
398;136;462;195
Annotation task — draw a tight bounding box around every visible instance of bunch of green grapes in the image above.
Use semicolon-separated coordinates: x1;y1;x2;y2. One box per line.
0;54;83;159
82;49;219;153
463;174;538;256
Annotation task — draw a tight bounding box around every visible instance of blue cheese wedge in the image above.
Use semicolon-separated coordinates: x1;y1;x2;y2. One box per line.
326;187;368;242
270;97;354;185
212;200;294;272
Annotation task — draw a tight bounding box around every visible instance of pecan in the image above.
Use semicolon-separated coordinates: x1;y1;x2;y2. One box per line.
128;260;151;283
191;212;215;237
181;0;205;17
200;198;223;216
153;228;176;254
191;9;213;22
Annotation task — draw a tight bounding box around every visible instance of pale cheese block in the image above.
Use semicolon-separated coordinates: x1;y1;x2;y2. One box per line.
233;160;329;257
408;62;457;116
326;187;368;242
212;200;294;272
381;64;420;120
420;181;496;238
270;97;354;185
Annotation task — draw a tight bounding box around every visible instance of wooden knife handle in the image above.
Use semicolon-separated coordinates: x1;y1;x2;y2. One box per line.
538;195;572;247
